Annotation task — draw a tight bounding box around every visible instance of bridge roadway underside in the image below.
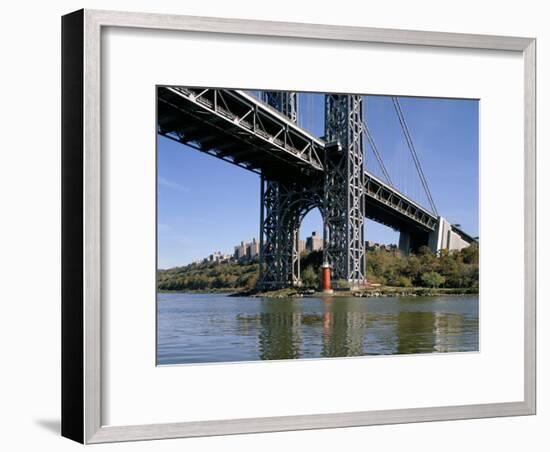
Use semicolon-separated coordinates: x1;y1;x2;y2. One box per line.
158;86;324;183
157;86;441;245
364;197;432;245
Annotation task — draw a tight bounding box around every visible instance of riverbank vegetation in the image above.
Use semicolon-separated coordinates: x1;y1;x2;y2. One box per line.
157;244;478;293
365;245;478;289
157;261;258;292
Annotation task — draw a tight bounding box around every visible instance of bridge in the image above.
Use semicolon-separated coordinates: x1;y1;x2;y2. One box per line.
158;86;476;289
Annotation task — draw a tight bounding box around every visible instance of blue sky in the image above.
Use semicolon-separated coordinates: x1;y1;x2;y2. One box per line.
157;93;478;269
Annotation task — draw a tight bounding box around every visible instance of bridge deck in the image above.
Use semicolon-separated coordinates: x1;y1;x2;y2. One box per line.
364;172;437;232
158;87;452;234
158;87;325;180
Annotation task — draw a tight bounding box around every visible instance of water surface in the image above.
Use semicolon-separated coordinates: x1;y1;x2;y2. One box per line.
157;293;478;365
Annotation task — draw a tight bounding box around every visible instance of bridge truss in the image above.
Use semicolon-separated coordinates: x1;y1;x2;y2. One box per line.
158;87;324;179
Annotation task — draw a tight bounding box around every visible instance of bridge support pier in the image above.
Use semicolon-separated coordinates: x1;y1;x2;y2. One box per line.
323;94;366;287
398;230;431;255
428;217;471;253
259;177;302;289
258;91;367;290
258;91;303;290
398;231;412;256
399;217;472;256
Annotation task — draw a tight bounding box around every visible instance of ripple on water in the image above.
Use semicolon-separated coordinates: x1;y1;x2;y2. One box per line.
156;293;479;365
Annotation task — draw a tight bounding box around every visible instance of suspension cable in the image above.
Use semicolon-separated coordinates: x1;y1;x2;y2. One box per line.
362;119;393;186
391;96;439;215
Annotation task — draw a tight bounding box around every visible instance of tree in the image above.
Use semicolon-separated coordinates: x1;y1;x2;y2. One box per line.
396;275;413;287
405;255;421;280
461;243;479;264
336;279;351;289
421;271;446;288
301;265;318;289
244;273;258;289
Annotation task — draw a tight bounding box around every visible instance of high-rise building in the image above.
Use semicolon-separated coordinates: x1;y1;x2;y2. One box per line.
306;231;323;252
234;240;248;260
246;238;259;259
298;239;306;254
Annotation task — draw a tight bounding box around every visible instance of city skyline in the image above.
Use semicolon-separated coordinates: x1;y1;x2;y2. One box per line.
161;230;329;269
158;93;478;269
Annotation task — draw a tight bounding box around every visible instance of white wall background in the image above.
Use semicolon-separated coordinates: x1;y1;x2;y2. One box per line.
0;0;546;450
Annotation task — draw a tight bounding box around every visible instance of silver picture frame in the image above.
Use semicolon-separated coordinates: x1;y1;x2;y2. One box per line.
61;8;536;444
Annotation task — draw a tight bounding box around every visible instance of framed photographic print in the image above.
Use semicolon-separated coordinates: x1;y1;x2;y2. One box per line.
62;9;536;444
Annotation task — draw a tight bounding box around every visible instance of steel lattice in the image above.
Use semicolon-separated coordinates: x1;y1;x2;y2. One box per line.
323;94;366;285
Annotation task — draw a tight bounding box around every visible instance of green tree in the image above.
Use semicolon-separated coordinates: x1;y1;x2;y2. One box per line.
396;275;413;287
243;272;258;289
301;265;318;289
461;243;479;264
421;271;446;288
405;255;421;276
336;279;351;289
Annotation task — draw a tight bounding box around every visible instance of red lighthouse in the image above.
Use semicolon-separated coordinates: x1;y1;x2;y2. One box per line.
321;262;333;293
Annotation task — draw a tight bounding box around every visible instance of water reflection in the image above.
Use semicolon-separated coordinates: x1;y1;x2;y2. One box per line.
157;293;479;365
252;297;477;359
433;311;467;353
258;303;302;360
320;298;370;358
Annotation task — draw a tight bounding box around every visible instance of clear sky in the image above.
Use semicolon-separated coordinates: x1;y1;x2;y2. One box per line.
157;93;478;269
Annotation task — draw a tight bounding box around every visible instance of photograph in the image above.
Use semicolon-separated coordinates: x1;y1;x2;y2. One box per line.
156;87;479;365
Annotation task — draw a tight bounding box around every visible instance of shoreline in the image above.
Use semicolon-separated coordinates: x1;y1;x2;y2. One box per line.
159;286;478;299
238;287;478;299
158;288;235;295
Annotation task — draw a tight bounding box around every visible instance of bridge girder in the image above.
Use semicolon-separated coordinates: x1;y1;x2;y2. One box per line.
158;86;324;180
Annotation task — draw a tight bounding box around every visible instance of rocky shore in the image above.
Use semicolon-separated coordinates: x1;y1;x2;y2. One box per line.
229;286;478;299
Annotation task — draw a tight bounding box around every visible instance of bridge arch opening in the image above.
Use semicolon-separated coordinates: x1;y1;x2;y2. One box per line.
298;207;324;289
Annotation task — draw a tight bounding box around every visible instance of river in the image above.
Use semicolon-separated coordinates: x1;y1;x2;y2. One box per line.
157;293;478;365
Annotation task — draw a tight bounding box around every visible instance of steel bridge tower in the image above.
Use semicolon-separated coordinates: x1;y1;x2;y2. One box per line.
258;91;303;289
258;92;365;289
262;91;298;123
324;94;366;285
